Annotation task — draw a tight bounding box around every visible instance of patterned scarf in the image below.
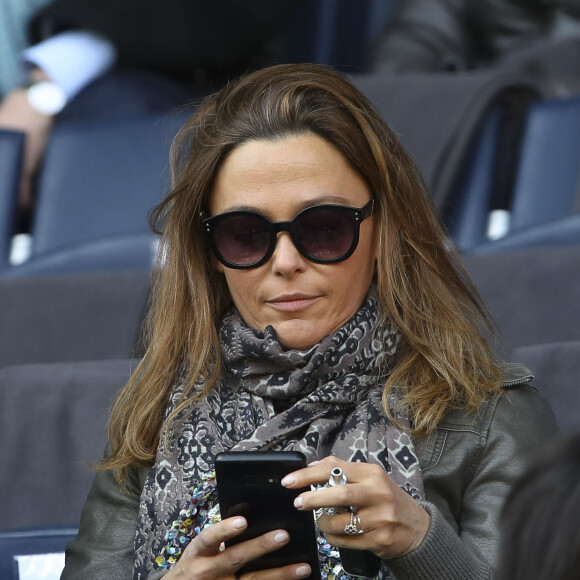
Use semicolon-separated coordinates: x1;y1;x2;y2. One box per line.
133;287;424;579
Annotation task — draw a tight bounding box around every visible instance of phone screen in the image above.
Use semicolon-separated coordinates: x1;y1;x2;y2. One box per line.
215;451;320;578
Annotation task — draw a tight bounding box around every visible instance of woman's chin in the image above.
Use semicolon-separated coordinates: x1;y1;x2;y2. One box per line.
272;320;327;351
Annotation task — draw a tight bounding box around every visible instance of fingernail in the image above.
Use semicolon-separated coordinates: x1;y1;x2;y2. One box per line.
232;517;246;529
294;496;303;509
274;531;289;543
296;564;311;577
281;474;295;486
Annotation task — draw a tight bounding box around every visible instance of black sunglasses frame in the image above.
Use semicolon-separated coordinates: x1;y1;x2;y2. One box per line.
202;199;375;270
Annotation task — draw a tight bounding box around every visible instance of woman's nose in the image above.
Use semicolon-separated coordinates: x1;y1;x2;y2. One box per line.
270;232;307;276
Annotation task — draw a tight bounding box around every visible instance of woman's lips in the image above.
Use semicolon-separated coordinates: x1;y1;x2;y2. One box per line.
266;294;320;312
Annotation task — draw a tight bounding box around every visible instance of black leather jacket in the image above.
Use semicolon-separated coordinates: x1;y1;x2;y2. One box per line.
62;363;559;579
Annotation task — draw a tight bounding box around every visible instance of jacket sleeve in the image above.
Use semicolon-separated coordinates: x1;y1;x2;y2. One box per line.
387;384;560;579
61;457;145;580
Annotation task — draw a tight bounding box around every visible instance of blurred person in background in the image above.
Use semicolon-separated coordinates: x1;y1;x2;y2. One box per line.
0;0;294;223
370;0;580;96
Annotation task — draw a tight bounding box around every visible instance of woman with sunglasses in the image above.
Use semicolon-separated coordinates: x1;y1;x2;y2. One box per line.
62;63;558;579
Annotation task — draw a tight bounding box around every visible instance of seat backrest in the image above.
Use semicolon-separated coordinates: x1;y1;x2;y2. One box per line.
467;212;580;253
510;97;580;231
0;130;24;269
0;359;136;530
0;526;78;580
353;70;541;213
0;269;150;369
462;245;580;351
447;107;503;251
2;232;157;276
511;341;580;434
30;112;187;258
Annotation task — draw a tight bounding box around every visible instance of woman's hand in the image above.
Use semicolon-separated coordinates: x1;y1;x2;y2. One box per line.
163;516;312;579
281;456;430;561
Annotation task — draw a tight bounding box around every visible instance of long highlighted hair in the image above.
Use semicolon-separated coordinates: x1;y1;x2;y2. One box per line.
101;63;502;483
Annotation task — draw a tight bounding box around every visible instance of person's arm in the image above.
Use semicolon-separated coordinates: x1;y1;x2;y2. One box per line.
61;459;144;580
0;67;54;211
21;30;116;102
387;384;560;579
0;31;116;210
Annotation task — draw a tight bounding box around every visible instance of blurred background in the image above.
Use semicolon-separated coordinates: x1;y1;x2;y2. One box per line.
1;0;579;576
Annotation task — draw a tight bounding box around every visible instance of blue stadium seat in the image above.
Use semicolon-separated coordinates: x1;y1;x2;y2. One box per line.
446;108;503;250
0;526;77;580
510;97;580;231
512;341;580;434
467;97;580;253
353;70;540;236
0;270;150;368
462;244;580;351
469;213;580;253
0;130;25;270
0;359;136;529
0;111;188;277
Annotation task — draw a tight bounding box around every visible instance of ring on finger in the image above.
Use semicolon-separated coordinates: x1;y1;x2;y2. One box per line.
344;509;364;535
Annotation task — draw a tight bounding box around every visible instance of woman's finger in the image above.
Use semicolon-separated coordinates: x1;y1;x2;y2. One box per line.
237;562;313;580
281;456;372;489
316;510;363;535
176;521;309;578
290;460;392;513
219;528;291;572
190;516;248;557
281;455;345;486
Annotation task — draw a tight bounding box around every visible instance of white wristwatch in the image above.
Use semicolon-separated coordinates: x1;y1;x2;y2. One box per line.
26;80;68;115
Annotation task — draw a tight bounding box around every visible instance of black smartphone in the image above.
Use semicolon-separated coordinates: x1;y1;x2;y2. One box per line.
339;545;382;578
215;450;320;578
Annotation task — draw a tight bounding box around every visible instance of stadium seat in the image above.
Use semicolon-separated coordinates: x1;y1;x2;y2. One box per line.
353;70;541;224
511;341;580;434
509;97;580;231
0;358;136;530
0;269;150;369
462;245;580;352
446;107;503;250
0;111;188;276
0;526;78;580
0;130;24;271
466;97;580;253
468;213;580;253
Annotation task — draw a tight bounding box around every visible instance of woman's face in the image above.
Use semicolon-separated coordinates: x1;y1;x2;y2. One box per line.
209;133;378;350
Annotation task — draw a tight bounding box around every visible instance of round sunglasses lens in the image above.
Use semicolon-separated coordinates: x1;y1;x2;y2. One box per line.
213;214;271;266
296;207;354;260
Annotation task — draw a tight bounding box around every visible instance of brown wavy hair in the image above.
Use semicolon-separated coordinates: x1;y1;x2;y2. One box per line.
101;63;502;483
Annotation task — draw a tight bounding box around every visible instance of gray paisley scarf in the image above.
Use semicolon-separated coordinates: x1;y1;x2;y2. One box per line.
134;287;424;579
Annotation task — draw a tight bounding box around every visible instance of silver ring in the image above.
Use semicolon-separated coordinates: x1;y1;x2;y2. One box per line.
343;510;364;535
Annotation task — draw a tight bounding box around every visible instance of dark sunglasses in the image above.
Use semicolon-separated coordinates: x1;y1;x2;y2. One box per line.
202;199;374;269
